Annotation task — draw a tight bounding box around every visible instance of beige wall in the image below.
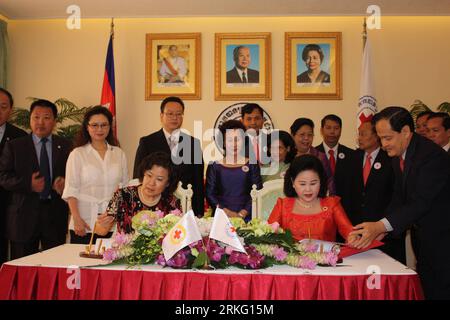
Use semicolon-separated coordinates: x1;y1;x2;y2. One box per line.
6;16;450;170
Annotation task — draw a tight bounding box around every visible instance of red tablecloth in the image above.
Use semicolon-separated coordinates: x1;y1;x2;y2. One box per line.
0;264;423;300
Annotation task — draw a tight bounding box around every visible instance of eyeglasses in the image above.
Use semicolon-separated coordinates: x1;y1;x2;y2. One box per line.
163;112;184;119
88;123;110;130
296;133;314;139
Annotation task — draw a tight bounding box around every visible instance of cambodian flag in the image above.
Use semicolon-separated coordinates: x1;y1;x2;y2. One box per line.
100;33;116;134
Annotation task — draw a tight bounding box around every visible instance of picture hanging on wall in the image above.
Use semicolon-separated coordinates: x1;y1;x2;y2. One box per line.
145;33;201;100
215;32;272;100
285;32;342;100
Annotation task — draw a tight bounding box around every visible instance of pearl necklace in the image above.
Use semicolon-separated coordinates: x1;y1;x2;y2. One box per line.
138;187;161;207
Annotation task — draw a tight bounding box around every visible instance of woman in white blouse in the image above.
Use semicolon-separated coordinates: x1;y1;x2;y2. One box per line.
62;106;129;244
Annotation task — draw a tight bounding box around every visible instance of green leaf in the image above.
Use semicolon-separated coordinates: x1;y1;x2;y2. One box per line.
192;251;208;269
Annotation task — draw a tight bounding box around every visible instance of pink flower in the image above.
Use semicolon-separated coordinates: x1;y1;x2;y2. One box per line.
269;222;280;233
166;249;190;268
325;251;338;267
156;254;167;266
225;246;234;255
103;248;118;262
113;232;131;246
299;256;317;270
155;209;165;219
169;208;182;217
272;246;287;261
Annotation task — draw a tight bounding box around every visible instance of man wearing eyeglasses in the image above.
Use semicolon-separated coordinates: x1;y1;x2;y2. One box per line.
133;96;204;216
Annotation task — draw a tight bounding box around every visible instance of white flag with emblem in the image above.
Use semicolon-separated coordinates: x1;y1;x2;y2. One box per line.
209;208;246;254
162;210;202;261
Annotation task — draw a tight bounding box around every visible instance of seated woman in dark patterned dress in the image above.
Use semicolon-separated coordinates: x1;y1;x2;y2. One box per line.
205;120;263;222
96;152;181;235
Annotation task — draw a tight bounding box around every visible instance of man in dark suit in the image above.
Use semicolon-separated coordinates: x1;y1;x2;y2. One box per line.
240;103;270;166
0;88;27;264
426;112;450;153
0;99;72;260
346;121;405;263
133;96;204;216
226;46;259;84
350;106;450;299
315;114;354;203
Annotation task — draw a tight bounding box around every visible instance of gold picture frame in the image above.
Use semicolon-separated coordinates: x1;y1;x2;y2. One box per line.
145;33;201;100
215;33;271;100
285;32;342;100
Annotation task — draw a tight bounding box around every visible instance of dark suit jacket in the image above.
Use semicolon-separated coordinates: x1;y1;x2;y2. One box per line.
0;123;28;234
385;134;450;298
0;134;72;242
226;67;259;83
315;143;354;201
133;129;205;216
345;148;394;225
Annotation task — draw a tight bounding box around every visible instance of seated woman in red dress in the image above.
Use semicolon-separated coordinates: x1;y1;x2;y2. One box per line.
268;154;357;243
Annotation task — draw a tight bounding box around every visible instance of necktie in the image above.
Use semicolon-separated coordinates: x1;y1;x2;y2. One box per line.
399;157;405;172
328;149;336;176
363;153;372;186
242;72;248;83
253;137;260;163
39;137;51;199
168;135;176;151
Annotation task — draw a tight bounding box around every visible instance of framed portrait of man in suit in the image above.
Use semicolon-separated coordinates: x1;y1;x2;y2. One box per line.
285;32;342;100
215;33;271;101
145;33;201;100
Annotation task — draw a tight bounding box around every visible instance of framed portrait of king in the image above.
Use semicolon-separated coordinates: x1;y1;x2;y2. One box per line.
215;33;271;100
145;33;201;100
285;32;342;100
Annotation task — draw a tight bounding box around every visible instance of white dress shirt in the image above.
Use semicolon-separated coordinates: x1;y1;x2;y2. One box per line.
0;123;6;143
362;147;380;168
163;128;180;149
62;143;129;231
323;143;338;162
443;142;450;152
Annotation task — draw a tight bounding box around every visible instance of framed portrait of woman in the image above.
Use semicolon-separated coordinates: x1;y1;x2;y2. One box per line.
145;33;201;100
215;33;271;101
285;32;342;100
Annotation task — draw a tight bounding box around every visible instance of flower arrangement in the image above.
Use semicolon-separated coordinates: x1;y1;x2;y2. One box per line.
103;210;340;270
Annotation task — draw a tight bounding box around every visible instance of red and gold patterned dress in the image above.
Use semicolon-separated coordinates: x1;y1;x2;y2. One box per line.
267;196;353;242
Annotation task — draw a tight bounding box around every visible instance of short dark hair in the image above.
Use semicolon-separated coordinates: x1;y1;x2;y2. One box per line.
160;96;185;113
0;87;14;107
372;106;415;133
416;110;434;122
428;112;450;130
267;130;296;163
321;114;342;128
284;155;327;198
302;44;324;63
290;118;315;135
74;105;118;148
241;103;264;118
360;119;378;135
137;152;179;196
233;45;249;63
30;99;58;118
217;120;247;155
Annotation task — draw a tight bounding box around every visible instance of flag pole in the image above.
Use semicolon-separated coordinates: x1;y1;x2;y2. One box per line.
362;18;367;49
110;18;114;39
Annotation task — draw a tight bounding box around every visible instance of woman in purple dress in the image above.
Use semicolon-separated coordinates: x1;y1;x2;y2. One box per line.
206;120;263;221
